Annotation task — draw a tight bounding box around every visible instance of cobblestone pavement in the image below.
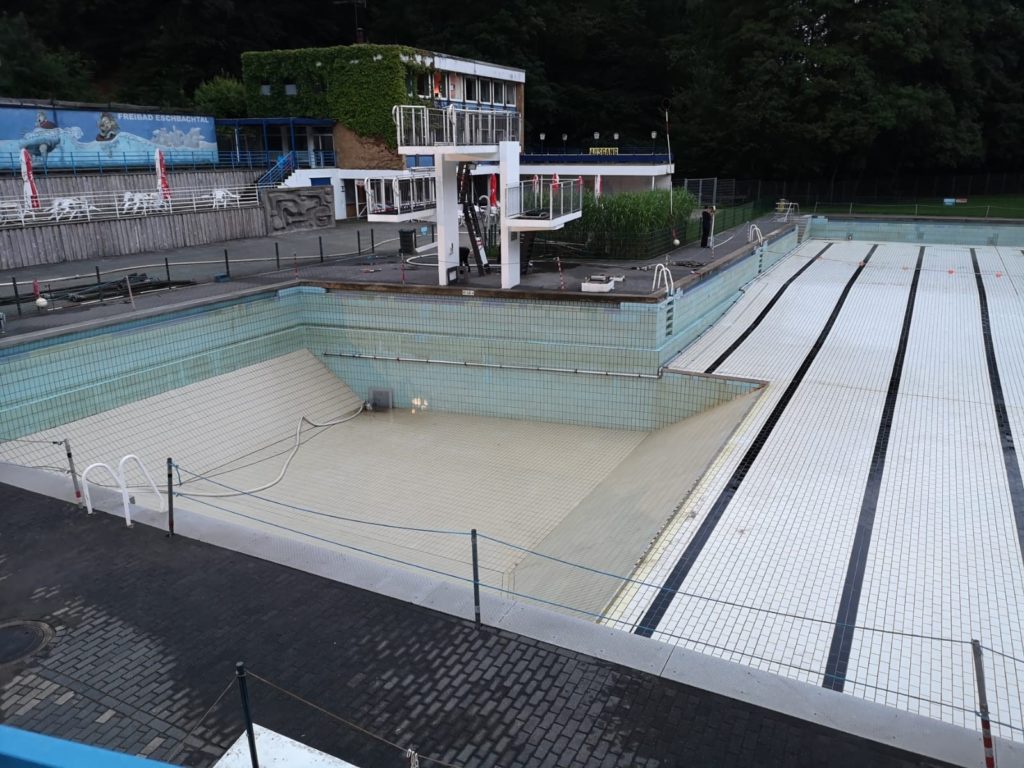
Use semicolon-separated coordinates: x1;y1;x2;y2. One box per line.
0;483;953;767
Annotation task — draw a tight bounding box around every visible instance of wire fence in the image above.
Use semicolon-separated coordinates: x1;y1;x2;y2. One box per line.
528;200;761;262
0;231;403;318
121;464;1024;744
2;421;1022;750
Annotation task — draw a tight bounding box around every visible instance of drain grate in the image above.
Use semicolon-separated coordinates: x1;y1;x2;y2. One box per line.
0;620;54;665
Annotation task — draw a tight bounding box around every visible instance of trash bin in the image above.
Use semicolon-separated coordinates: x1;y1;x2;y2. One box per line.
399;229;416;255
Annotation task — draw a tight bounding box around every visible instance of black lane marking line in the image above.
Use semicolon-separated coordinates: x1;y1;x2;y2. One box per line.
972;248;1024;563
634;244;879;638
821;245;925;692
706;242;834;374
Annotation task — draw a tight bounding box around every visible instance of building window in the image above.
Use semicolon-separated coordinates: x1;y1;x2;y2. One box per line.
433;71;447;99
493;82;505;106
284;83;298;96
416;73;431;98
259;84;272;96
506;83;517;107
479;79;492;104
465;77;477;102
448;73;462;101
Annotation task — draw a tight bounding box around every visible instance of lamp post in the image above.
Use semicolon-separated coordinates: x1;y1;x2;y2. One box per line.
650;130;657;153
539;132;546;154
561;133;567;153
332;0;367;43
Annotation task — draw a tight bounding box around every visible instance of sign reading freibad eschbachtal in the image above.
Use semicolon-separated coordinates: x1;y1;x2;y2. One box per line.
0;105;218;170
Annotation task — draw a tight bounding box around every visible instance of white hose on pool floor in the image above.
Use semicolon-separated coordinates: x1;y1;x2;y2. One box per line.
180;405;365;498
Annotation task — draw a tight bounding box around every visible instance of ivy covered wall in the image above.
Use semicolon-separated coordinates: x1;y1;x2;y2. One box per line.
241;44;429;148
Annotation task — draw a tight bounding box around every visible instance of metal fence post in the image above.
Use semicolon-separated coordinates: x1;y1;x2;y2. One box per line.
275;242;280;270
65;439;81;505
166;457;174;537
370;228;375;254
11;277;21;316
471;528;482;627
971;640;997;768
357;231;362;255
235;662;260;768
224;248;231;278
319;235;324;263
165;258;171;283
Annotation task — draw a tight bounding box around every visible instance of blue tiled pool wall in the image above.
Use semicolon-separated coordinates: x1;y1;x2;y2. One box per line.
0;294;306;438
303;291;761;429
807;217;1024;246
655;227;799;363
1;242;795;439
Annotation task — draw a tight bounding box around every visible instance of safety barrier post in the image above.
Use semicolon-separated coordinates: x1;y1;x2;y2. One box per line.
357;231;362;255
166;458;174;537
224;248;231;278
275;242;280;270
164;258;171;282
370;229;375;254
11;277;21;316
235;662;260;768
65;439;81;505
972;640;997;768
471;528;482;627
96;267;104;303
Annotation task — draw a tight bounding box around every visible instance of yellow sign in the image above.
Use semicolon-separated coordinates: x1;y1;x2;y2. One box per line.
588;147;619;155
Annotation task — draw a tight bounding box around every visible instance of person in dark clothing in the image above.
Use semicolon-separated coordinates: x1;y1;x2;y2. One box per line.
700;205;712;247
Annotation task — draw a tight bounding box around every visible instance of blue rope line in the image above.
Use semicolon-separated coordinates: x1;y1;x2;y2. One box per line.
476;532;970;645
173;463;469;536
176;492;476;586
476;579;979;718
981;643;1024;666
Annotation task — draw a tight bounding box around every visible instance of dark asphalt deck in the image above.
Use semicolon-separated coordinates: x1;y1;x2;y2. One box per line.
0;483;952;767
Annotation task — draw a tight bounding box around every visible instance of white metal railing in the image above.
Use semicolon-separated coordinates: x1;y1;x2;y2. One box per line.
82;454;164;528
505;178;583;221
364;173;437;216
393;105;521;148
0;183;260;230
651;263;675;294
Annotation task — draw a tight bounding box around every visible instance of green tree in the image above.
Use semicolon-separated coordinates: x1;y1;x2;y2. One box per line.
0;12;95;100
193;75;247;117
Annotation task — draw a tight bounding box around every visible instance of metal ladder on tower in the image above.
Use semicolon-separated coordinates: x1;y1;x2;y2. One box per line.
458;162;490;276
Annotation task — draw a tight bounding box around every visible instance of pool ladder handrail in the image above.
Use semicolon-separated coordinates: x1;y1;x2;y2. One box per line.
748;223;764;245
651;263;675;295
81;454;164;527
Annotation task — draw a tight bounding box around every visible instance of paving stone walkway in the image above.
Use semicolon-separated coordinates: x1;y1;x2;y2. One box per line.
0;484;953;767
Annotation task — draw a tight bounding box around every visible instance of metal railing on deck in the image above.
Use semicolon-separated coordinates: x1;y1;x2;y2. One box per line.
505;178;582;220
394;105;520;148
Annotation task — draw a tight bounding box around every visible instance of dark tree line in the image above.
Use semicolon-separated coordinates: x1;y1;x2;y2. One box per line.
3;0;1022;177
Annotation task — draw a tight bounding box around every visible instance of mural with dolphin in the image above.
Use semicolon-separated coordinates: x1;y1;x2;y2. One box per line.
0;106;218;169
